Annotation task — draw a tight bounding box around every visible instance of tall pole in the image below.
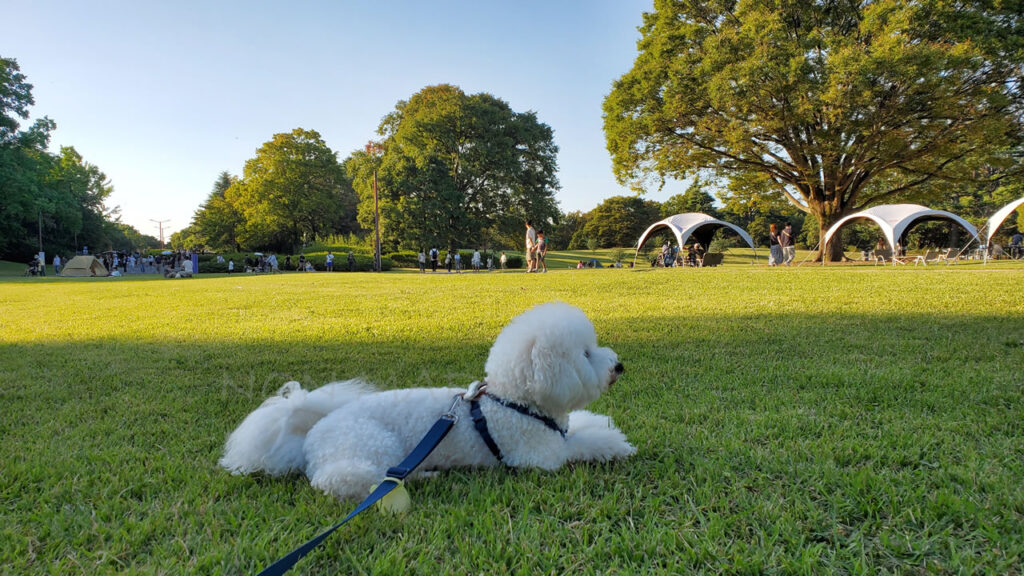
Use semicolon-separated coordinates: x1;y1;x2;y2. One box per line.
373;170;381;272
150;219;170;248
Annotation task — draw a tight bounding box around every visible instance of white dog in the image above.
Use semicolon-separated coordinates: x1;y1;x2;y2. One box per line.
219;302;635;500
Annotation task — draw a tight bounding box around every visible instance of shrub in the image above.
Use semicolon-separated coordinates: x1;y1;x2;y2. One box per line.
505;255;523;269
386;251;421;268
302;252;392;272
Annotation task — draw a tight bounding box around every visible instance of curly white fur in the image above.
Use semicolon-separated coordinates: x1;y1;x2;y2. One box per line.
219;302;636;500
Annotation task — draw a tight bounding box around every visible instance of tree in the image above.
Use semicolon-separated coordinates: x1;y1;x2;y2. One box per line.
574;195;661;249
192;171;243;251
604;0;1024;260
660;178;719;218
345;84;561;252
547;210;588;251
226;129;358;252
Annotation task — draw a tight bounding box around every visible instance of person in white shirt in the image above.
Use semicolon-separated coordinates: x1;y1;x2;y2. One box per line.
525;220;538;272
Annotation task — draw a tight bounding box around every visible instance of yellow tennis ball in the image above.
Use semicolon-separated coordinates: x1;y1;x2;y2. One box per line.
372;482;411;515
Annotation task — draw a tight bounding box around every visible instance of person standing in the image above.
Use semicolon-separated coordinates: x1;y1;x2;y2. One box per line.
525;220;538;272
768;224;782;266
780;223;795;266
430;247;439;272
537;232;548;273
53;254;61;275
454;251;462;273
445;251;453;273
228;259;234;273
347;251;355;272
500;251;507;270
326;251;334;272
418;249;426;273
471;249;481;271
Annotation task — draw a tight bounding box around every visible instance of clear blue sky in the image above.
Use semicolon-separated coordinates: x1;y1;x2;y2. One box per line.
6;0;670;239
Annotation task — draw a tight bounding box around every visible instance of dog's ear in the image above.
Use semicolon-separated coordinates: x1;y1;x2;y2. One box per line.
530;336;580;412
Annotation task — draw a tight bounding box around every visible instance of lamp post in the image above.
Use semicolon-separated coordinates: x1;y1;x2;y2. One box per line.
365;142;383;272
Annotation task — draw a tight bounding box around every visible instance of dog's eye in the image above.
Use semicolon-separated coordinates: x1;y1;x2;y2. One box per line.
584;350;591;359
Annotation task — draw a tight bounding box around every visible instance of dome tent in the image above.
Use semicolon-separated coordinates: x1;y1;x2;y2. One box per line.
985;197;1024;247
60;255;109;277
822;204;979;259
634;213;756;264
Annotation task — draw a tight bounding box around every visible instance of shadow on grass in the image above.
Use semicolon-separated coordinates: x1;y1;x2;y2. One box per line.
2;310;1023;574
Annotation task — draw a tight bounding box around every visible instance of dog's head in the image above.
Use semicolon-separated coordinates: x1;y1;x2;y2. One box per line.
484;302;623;416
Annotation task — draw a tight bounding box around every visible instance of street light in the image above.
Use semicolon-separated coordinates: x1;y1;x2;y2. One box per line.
365;141;384;272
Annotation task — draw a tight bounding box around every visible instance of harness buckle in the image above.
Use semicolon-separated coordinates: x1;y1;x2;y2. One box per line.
442;394;462;423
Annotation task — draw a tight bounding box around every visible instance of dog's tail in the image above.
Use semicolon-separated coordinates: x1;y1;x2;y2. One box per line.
219;379;374;476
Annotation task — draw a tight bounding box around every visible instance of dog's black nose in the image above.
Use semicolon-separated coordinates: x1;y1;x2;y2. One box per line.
614;363;624;374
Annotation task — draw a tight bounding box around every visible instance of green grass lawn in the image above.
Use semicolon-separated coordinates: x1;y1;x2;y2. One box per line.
2;265;1023;574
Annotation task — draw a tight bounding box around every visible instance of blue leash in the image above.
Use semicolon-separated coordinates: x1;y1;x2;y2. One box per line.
255;397;461;576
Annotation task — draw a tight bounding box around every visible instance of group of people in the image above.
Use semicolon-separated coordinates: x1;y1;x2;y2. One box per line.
768;223;796;266
654;241;706;267
229;251;357;274
417;248;502;273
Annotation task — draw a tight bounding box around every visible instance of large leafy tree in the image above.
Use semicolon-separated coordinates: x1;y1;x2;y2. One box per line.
226;129;359;252
345;84;561;251
573;195;661;249
604;0;1024;260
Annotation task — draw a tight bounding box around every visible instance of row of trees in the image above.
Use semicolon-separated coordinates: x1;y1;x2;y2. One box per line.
184;0;1023;259
0;57;158;261
177;85;562;254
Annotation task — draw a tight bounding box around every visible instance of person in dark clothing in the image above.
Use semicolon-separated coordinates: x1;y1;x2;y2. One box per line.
347;251;356;272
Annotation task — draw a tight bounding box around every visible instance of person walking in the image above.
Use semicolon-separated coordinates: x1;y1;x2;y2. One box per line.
472;249;481;271
525;220;538;272
454;251;462;273
326;251;334;272
768;224;782;266
500;251;507;270
429;247;439;272
418;249;426;273
780;223;795;266
445;251;453;273
53;254;61;275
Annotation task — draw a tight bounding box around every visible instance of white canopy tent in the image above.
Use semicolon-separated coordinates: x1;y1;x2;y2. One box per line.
985;197;1024;247
822;204;979;259
634;213;756;265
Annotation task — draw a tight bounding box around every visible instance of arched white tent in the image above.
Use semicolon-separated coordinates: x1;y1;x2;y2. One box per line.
634;213;756;263
822;204;979;255
985;197;1024;247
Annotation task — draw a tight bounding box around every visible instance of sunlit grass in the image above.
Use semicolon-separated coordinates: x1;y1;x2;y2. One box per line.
2;266;1023;574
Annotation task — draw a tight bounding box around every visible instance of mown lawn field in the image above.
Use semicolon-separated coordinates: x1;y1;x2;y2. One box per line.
2;263;1023;574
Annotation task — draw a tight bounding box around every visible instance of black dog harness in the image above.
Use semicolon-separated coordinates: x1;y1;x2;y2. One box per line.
468;393;567;463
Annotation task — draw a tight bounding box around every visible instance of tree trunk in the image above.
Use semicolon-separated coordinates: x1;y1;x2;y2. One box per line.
813;202;848;262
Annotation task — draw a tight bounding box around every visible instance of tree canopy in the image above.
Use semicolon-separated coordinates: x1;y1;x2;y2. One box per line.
169;130;360;253
571;195;661;249
604;0;1024;260
1;56;154;260
344;84;561;251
